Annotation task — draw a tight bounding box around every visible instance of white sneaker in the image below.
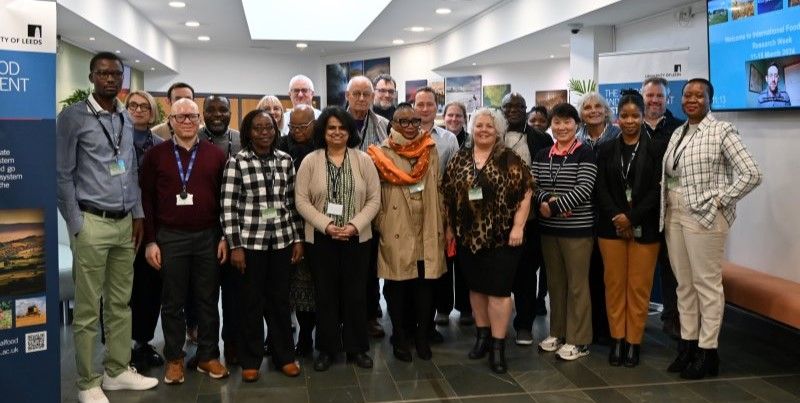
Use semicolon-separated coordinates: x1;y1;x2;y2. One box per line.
78;386;109;403
556;343;590;361
102;366;159;391
538;336;564;352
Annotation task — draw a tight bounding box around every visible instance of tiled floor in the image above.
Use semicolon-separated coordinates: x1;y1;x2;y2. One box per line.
60;304;800;402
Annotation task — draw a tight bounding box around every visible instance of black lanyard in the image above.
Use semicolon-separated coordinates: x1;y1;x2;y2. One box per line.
326;149;348;199
471;147;494;187
548;140;578;189
620;140;640;185
86;99;124;157
204;128;232;158
173;141;198;198
357;115;371;149
671;124;696;172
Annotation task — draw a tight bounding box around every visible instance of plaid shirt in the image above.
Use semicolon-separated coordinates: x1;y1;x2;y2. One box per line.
659;113;762;230
221;148;304;250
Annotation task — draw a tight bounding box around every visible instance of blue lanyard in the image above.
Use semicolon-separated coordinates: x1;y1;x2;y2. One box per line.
173;141;198;198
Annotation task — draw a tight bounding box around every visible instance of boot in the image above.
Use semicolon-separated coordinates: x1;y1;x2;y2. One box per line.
623;343;640;368
608;338;624;366
488;337;507;374
468;327;491;359
667;339;697;373
681;347;719;380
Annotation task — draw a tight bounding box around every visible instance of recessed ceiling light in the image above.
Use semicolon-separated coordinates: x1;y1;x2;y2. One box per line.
197;35;210;41
168;1;186;8
392;39;405;45
435;8;451;15
471;62;477;66
150;67;155;71
134;59;140;63
115;50;121;54
405;26;430;32
296;42;308;49
89;37;95;41
185;21;200;27
549;54;555;58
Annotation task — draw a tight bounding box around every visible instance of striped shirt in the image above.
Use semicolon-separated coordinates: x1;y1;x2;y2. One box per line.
531;142;597;237
325;154;356;227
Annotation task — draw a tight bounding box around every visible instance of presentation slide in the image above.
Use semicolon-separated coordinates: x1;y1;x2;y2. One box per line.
707;0;800;110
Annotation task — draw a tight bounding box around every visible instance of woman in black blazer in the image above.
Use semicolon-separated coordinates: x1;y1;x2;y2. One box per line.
595;90;665;368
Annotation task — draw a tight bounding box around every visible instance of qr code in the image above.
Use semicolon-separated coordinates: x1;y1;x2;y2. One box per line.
25;331;47;353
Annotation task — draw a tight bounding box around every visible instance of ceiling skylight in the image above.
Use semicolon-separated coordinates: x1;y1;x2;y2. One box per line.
242;0;392;42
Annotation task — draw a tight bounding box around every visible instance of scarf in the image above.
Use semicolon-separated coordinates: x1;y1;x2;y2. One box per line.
367;128;435;186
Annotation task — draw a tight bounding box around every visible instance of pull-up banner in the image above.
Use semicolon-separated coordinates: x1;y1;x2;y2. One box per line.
0;1;60;401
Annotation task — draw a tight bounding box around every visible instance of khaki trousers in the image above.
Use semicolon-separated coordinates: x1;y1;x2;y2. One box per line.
665;189;728;349
541;235;593;345
70;213;134;390
598;238;660;344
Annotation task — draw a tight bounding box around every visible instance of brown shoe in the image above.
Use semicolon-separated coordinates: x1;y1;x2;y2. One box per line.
281;362;301;377
241;369;260;383
164;359;185;385
197;359;229;379
367;319;385;338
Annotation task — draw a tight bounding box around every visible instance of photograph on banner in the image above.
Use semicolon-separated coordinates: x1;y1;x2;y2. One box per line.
599;81;687;121
364;57;390;82
14;295;46;328
535;90;569;111
0;208;46;298
445;75;482;114
746;55;799;108
429;80;445;114
483;84;511;108
0;300;11;329
348;60;364;78
326;62;349;107
405;79;427;103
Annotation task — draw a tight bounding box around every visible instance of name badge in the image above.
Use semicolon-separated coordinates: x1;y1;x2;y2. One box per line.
468;187;483;201
633;226;643;238
176;193;194;206
326;202;344;216
665;176;680;189
261;207;279;220
408;182;425;194
109;159;126;176
625;188;633;203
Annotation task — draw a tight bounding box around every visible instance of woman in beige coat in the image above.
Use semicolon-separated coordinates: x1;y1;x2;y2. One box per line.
367;103;446;362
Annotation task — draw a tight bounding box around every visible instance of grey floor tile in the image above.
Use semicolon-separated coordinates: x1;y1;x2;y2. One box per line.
460;393;536;402
530;390;594;403
592;362;675;386
308;386;364;403
550;359;608;388
357;368;401;402
396;378;457;400
583;388;633;403
685;379;762;402
513;368;576;393
385;358;443;381
617;383;707;403
736;378;800;402
440;363;524;396
307;365;358;389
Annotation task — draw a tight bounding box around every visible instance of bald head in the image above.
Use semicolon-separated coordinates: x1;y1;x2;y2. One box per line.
501;92;527;126
289;104;315;143
171;97;199;115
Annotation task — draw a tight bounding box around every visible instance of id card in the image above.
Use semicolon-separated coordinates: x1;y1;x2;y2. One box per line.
468;187;483;201
633;226;643;238
625;188;633;203
261;207;279;220
109;159;126;176
176;193;194;206
408;182;425;194
665;176;680;189
326;202;344;216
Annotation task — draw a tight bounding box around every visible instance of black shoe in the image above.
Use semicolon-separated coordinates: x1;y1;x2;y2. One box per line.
139;344;164;367
468;327;491;359
295;341;313;358
623;343;640;368
428;329;444;344
415;334;432;361
489;337;507;374
393;346;412;362
314;352;333;372
681;347;719;380
367;319;386;338
667;339;697;373
129;348;150;373
609;338;624;366
347;352;374;369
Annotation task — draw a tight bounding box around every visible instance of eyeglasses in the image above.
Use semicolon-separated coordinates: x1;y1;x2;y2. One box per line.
376;88;396;95
288;121;314;131
394;118;422;128
349;90;373;99
127;102;151;112
170;113;201;123
290;88;312;95
92;70;123;79
252;125;275;133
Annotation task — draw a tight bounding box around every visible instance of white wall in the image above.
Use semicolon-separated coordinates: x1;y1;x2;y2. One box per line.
615;1;800;282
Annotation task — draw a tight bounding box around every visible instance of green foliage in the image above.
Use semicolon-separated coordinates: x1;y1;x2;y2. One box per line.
59;88;92;111
568;79;597;96
154;100;166;124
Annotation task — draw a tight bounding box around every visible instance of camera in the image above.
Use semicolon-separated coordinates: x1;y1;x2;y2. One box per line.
569;23;583;35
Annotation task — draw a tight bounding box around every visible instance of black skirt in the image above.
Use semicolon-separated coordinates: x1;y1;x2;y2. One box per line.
457;243;522;297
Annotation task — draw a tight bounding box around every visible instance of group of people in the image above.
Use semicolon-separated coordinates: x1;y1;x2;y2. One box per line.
57;51;762;403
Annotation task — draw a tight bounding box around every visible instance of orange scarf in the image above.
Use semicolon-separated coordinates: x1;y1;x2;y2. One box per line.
367;131;436;186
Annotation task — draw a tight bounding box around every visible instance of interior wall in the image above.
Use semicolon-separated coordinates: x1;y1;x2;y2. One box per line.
614;1;800;282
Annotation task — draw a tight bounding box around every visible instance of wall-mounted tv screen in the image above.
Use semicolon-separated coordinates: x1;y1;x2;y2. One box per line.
707;0;800;111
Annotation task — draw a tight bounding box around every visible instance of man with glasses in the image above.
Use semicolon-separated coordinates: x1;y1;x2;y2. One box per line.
152;82;195;140
283;74;321;125
373;74;397;121
758;63;791;107
500;92;553;347
140;98;230;385
57;51;158;403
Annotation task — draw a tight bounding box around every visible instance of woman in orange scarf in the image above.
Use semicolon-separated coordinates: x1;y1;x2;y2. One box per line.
367;103;447;362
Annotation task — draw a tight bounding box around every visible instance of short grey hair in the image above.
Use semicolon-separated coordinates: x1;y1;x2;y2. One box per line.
465;108;508;147
289;74;314;91
346;75;374;92
577;92;614;124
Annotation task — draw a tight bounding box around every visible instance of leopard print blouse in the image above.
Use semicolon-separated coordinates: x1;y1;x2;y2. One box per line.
441;144;533;253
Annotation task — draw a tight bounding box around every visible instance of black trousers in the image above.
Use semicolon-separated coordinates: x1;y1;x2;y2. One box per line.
367;235;382;321
311;232;370;354
219;261;238;346
158;228;221;362
130;245;162;345
658;237;679;323
512;222;542;331
588;238;610;342
384;261;434;346
235;247;294;370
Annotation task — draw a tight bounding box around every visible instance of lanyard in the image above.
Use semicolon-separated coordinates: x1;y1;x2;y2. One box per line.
204;128;232;158
548;140;578;189
671;124;696;172
620;140;640;185
471;147;494;187
326;149;348;199
173;141;198;198
357;115;371;149
86;99;124;157
134;131;155;166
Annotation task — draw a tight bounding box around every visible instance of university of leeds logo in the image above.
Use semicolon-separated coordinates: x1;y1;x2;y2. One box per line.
27;25;42;38
674;64;682;73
